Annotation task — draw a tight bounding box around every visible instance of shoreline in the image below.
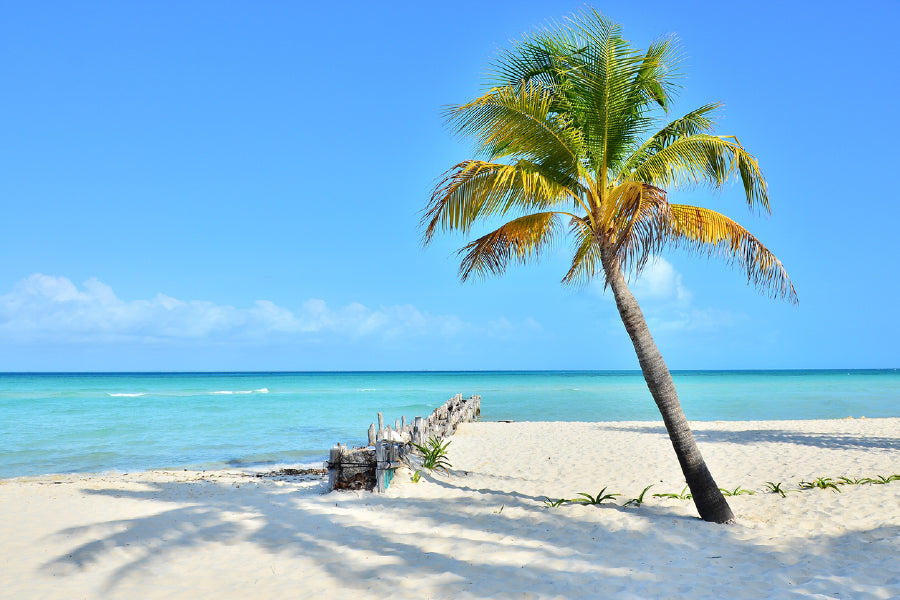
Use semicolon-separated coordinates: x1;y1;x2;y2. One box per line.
3;415;893;483
2;418;899;599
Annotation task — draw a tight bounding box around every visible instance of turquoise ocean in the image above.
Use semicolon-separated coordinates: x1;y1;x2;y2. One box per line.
1;370;897;479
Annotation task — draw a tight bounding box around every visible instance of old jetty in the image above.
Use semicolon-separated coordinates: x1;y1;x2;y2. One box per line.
326;393;480;493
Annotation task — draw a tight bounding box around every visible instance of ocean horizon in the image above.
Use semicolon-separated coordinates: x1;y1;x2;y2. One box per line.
2;369;898;479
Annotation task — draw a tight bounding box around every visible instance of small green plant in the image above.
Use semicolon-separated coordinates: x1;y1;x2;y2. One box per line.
624;485;654;507
493;505;504;514
653;486;692;500
412;436;452;473
859;474;900;485
837;476;865;486
543;497;570;508
799;477;841;492
719;486;755;496
411;469;423;483
574;487;621;505
764;481;789;497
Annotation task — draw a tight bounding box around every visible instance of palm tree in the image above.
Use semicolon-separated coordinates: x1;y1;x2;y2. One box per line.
421;10;796;523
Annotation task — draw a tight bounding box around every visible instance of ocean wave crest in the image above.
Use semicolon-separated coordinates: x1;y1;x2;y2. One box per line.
213;388;269;395
107;393;146;397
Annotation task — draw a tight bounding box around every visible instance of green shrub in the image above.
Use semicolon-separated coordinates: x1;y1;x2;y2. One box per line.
412;436;452;473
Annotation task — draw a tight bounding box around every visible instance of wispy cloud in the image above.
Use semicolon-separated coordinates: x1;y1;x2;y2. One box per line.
0;274;476;344
630;257;692;308
592;257;742;333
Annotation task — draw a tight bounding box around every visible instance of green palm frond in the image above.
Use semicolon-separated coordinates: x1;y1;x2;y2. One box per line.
421;160;582;244
489;35;567;91
628;134;770;213
458;212;564;281
557;12;677;174
446;82;582;172
562;217;601;286
629;37;681;112
667;205;797;302
619;103;721;177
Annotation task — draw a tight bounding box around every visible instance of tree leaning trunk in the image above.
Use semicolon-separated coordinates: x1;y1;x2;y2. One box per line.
603;257;735;523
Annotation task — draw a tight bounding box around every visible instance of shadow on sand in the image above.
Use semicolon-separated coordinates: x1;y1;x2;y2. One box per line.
40;467;900;599
602;423;900;452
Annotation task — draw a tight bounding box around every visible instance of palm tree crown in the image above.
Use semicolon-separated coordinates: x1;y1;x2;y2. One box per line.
423;10;796;304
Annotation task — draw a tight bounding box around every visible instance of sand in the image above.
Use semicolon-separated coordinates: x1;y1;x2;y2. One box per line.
1;418;899;599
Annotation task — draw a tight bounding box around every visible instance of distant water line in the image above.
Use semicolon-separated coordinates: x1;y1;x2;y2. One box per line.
0;369;897;479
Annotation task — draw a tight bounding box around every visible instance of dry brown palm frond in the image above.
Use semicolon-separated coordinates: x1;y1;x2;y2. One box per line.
667;205;797;302
605;182;670;277
458;212;562;281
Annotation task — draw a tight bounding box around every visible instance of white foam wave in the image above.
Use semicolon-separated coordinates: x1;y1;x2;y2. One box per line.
108;393;145;397
213;388;269;395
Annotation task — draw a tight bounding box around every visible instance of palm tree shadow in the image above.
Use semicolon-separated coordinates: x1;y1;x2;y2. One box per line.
602;423;900;451
39;475;900;599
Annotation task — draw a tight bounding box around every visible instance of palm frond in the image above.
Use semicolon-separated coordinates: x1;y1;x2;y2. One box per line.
667;205;797;302
628;134;770;213
421;160;582;244
606;182;670;276
561;217;602;286
629;36;682;111
618;103;721;178
458;212;562;281
558;11;675;174
489;36;566;91
445;82;582;173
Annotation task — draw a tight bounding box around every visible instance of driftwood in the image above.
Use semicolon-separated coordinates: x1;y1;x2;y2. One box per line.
326;394;481;493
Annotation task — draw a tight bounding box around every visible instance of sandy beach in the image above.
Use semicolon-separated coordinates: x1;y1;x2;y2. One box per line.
2;418;899;599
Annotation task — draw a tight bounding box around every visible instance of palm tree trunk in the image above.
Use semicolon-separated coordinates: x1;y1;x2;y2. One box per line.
603;257;734;523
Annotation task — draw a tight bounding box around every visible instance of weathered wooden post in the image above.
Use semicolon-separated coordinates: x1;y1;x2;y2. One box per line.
413;416;424;445
377;412;384;435
375;440;386;493
368;423;376;446
327;444;341;492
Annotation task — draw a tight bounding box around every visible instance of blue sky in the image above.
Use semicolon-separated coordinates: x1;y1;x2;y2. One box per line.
1;1;898;371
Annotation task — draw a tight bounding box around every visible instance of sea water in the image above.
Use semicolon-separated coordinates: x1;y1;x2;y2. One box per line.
1;370;897;478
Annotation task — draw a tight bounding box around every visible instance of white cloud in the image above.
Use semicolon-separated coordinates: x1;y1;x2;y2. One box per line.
487;316;543;339
590;257;742;334
630;257;692;308
643;307;746;334
0;274;506;345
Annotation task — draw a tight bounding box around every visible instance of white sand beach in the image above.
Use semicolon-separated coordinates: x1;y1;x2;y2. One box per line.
2;418;899;599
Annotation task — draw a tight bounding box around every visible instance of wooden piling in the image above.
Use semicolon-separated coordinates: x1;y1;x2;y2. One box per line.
414;416;424;445
327;445;341;492
375;441;386;493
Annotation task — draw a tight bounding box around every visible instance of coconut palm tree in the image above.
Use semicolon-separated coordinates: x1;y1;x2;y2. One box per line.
421;10;796;523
